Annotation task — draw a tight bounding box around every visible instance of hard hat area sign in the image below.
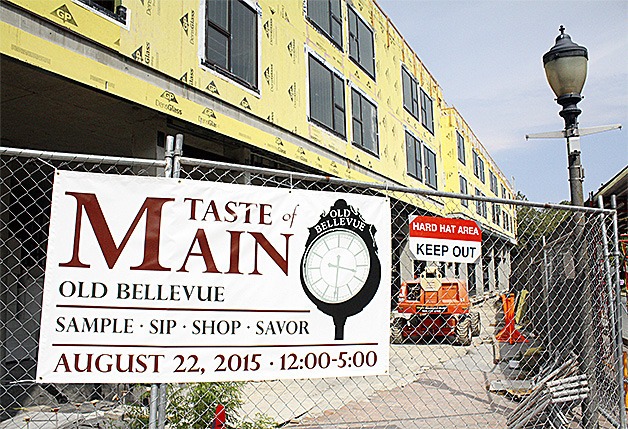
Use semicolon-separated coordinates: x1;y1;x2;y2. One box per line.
409;216;482;263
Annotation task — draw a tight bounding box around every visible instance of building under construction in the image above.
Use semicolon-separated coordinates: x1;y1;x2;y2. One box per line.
1;0;517;414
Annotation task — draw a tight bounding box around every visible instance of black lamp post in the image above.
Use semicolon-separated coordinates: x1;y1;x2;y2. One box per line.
534;30;624;427
543;25;588;205
544;26;599;428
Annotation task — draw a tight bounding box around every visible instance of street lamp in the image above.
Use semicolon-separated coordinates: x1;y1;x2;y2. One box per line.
543;25;588;205
526;27;623;429
543;25;588;132
544;26;596;427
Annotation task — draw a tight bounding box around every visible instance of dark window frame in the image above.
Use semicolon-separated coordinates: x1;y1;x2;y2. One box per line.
308;54;346;138
456;131;466;165
348;6;375;79
459;175;468;207
475;188;487;218
203;0;259;91
401;68;434;135
306;0;343;50
401;67;420;121
490;171;498;195
479;158;485;183
77;0;127;23
493;203;501;225
423;145;438;189
351;88;379;156
405;131;422;181
473;150;485;183
420;88;434;134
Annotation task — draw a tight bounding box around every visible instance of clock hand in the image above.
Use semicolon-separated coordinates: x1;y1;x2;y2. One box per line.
328;261;356;273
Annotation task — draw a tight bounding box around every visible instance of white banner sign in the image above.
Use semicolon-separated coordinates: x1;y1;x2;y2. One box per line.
408;215;482;263
37;171;391;383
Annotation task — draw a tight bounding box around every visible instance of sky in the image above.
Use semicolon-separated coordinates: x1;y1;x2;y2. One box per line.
377;0;628;204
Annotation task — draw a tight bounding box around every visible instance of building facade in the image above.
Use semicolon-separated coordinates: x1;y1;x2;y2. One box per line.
1;0;516;410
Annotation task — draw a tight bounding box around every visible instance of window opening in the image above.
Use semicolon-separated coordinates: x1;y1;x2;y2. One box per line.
351;88;378;155
308;54;346;137
204;0;258;90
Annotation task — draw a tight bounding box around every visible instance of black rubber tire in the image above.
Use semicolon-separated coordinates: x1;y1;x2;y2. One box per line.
470;311;481;337
391;318;405;344
455;317;472;346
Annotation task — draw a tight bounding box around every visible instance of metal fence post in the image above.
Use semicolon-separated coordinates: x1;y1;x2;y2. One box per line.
164;135;174;179
148;135;176;429
157;383;167;429
575;210;600;429
148;384;158;429
173;134;183;179
611;195;627;429
598;196;624;427
542;236;551;355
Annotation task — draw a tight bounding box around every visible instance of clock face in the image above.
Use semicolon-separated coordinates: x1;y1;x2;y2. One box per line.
302;229;371;304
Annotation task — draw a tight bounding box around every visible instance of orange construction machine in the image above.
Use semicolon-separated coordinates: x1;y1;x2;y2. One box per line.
391;267;480;345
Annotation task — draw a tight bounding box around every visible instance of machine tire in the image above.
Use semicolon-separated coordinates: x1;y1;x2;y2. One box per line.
455;317;472;346
391;318;405;344
470;311;481;337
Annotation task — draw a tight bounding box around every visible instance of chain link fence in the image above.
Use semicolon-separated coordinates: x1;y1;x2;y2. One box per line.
1;145;624;428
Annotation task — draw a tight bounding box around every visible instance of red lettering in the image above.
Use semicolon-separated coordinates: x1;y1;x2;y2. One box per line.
201;200;221;221
149;354;164;372
54;354;71;372
239;202;256;223
136;355;148;373
116;354;134;372
250;232;292;276
60;192;173;271
259;204;272;225
227;230;243;274
51;353;162;373
224;201;237;222
184;198;203;220
95;354;112;372
75;353;93;372
178;229;220;273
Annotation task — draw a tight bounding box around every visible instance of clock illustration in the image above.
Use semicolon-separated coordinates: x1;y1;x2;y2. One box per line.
300;199;381;340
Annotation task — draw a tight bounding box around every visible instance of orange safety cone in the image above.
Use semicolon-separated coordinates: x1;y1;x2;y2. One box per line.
495;293;529;344
211;404;226;429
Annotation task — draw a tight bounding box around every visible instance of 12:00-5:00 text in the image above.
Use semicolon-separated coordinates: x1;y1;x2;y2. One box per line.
280;351;377;370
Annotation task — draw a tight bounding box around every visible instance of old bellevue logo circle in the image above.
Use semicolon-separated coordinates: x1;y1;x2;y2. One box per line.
300;199;381;340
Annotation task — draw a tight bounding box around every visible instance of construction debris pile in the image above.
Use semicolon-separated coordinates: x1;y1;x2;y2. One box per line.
507;358;589;429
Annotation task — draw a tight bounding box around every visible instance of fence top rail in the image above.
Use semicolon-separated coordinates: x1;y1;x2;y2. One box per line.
0;147;613;215
179;156;613;215
0;147;167;168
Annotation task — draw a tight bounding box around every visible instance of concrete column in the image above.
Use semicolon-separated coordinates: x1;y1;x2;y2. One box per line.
484;247;496;292
400;240;414;282
475;259;484;297
499;247;512;291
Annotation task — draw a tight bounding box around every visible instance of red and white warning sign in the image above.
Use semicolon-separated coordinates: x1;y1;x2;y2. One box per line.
408;216;482;263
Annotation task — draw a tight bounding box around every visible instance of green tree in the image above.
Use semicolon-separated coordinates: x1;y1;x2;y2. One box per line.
514;191;571;250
